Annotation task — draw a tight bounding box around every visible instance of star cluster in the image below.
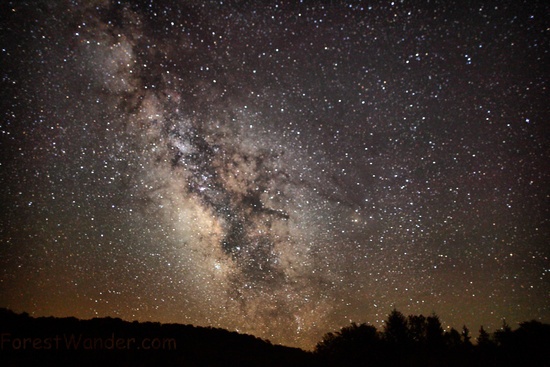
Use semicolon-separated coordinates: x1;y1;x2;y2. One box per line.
1;1;548;349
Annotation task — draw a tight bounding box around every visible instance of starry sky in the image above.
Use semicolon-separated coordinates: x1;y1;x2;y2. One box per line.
1;0;548;350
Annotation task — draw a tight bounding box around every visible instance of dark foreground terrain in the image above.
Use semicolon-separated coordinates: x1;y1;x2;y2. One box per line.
1;308;549;366
0;308;313;367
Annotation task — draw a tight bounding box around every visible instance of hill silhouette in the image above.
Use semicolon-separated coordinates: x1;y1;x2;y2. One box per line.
1;308;549;366
0;308;313;367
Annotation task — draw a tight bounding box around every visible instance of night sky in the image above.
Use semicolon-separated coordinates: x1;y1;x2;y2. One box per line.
1;0;548;350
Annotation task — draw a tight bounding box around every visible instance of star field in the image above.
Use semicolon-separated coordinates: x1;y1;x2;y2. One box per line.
1;0;548;349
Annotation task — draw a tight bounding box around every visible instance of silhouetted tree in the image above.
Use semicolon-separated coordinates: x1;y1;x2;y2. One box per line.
407;314;427;344
461;325;472;346
493;319;513;348
512;320;550;366
315;332;339;356
444;327;462;349
425;313;444;349
383;309;410;346
315;322;381;366
477;326;493;348
339;322;380;347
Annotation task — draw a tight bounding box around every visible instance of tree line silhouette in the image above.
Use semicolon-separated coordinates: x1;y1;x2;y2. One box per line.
315;309;550;367
1;307;548;366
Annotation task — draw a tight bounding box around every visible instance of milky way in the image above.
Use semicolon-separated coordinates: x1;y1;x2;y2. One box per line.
1;1;548;349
